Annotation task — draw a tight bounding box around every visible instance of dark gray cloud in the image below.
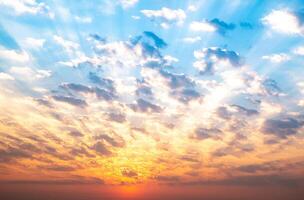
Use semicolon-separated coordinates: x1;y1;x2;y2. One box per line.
262;117;304;138
95;134;125;148
0;147;31;163
192;128;222;140
52;95;87;107
263;79;282;96
69;130;84;137
107;112;126;123
236;163;275;173
130;98;162;113
34;98;53;108
121;169;138;178
91;141;112;156
88;72;115;92
209;18;236;35
40;164;76;172
197;47;242;75
159;70;201;103
155;175;180;182
60;83;116;101
70;146;95;158
231;105;259;116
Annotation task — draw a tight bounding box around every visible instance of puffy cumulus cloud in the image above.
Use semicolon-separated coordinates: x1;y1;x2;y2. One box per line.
9;66;51;80
190;18;235;35
0;72;14;81
262;53;290;63
193;47;242;74
262;9;304;35
0;0;54;18
141;7;186;29
0;48;30;63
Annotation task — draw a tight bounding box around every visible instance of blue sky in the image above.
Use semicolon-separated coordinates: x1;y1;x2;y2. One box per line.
0;0;304;190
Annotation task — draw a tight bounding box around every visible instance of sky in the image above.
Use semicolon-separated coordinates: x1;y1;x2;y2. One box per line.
0;0;304;200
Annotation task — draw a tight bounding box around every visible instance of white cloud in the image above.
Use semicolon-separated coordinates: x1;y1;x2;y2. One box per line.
0;48;30;63
262;53;290;63
75;16;92;23
118;0;138;9
189;21;216;32
53;35;79;50
24;37;45;49
0;0;54;18
132;15;140;20
262;10;303;35
10;66;51;79
293;46;304;55
141;7;186;28
163;55;179;65
298;100;304;107
183;36;201;43
0;72;15;80
187;5;198;12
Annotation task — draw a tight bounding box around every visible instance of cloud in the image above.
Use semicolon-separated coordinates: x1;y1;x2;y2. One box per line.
193;47;242;74
190;18;235;35
192;128;222;140
0;0;54;18
107;112;126;123
23;37;45;49
118;0;138;9
130;98;162;113
0;146;31;163
190;21;217;32
9;67;51;79
209;18;236;35
0;72;14;81
74;16;92;23
60;83;117;101
69;130;84;137
40;164;76;171
139;31;168;49
262;53;290;63
95;134;125;148
182;36;201;43
293;46;304;55
141;7;186;28
0;48;30;63
52;95;87;107
91;141;112;156
155;175;180;182
262;9;304;35
262;117;304;138
121;169;138;178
